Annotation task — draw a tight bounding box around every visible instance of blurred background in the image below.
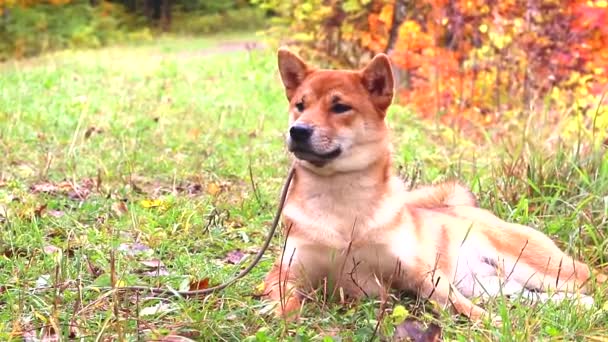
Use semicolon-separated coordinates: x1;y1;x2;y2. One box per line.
1;2;608;339
1;0;607;140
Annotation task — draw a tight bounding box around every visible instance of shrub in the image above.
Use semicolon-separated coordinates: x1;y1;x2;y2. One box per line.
256;0;608;144
170;7;267;35
0;0;145;60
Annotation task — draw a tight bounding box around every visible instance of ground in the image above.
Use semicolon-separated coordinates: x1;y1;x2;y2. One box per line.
0;34;607;341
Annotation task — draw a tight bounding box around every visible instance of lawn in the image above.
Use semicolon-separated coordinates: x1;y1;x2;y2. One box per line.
0;35;607;341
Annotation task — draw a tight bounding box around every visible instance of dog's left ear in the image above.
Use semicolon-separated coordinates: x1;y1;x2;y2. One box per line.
360;53;394;112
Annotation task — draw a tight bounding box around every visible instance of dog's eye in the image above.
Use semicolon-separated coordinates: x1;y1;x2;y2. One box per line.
295;102;305;112
331;103;352;114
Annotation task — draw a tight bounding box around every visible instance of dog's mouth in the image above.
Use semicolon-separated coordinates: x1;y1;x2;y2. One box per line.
289;146;342;167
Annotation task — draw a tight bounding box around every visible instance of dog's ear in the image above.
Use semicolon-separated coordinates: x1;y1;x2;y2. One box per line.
360;53;394;112
278;47;311;100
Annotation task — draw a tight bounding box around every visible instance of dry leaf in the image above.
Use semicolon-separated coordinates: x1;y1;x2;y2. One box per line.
43;245;61;255
111;201;128;217
0;204;8;221
30;183;58;194
206;182;221;196
40;326;59;342
187;183;202;195
143;269;170;276
393;318;442;342
189;278;210;291
34;204;47;217
140;259;164;268
159;335;197;342
224;250;245;264
140;302;177;316
118;242;152;256
47;210;65;218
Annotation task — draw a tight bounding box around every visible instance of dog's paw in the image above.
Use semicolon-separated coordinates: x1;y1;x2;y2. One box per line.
272;296;302;321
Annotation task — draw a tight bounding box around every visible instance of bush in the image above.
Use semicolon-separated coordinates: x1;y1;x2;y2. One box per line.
170;7;267;35
256;0;608;144
0;0;145;60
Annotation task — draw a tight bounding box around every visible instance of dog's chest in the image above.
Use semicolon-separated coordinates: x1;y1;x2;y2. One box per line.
283;179;407;247
283;195;379;248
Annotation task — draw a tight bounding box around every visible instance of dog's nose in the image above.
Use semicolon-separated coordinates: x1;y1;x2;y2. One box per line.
289;124;313;142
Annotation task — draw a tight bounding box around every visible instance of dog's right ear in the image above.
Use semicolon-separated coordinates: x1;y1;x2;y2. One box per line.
278;47;311;100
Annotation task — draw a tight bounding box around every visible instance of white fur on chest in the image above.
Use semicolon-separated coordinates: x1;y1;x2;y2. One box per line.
283;177;407;247
281;176;418;296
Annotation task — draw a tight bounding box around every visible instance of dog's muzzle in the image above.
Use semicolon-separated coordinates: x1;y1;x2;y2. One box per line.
287;123;341;167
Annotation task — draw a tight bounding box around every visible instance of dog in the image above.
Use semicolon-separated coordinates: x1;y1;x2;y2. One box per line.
262;47;606;323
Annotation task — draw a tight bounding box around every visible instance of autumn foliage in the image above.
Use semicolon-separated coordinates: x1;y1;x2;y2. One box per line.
262;0;608;136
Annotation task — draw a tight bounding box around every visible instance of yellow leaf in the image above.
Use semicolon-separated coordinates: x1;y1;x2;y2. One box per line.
140;199;163;208
34;311;47;323
390;304;409;324
479;24;488;34
379;3;394;25
115;279;126;288
255;281;266;294
207;183;221;196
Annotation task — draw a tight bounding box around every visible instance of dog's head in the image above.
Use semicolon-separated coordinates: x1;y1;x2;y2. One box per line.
277;48;394;174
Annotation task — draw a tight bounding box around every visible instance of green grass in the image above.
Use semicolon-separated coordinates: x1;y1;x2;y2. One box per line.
0;34;607;341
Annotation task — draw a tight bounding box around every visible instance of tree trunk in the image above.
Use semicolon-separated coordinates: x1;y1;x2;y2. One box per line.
385;0;407;54
160;0;171;31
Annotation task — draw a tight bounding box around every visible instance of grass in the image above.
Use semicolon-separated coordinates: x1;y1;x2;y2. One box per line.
0;34;607;341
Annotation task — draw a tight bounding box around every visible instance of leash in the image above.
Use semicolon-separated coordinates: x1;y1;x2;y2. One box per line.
109;165;295;296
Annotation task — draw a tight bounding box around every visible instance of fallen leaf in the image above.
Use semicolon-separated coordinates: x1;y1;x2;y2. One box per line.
30;183;58;194
189;278;210;291
224;249;245;264
29;179;95;201
47;210;65;218
35;274;51;288
393;318;442;342
85;257;102;277
40;326;59;342
43;245;61;255
34;204;47;217
57;181;74;192
159;335;197;342
187;183;202;195
143;269;170;276
118;243;152;256
140;259;164;269
206;182;221;196
140;199;168;209
111;201;128;217
0;204;8;222
140;302;176;316
43;245;63;263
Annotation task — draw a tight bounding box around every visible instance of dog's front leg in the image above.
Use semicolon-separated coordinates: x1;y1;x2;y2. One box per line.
263;258;302;320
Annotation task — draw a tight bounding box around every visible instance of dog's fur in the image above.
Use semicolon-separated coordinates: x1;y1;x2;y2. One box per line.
263;48;606;322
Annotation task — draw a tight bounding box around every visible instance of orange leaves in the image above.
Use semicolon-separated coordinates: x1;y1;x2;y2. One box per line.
1;0;72;7
364;3;393;52
276;0;608;132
